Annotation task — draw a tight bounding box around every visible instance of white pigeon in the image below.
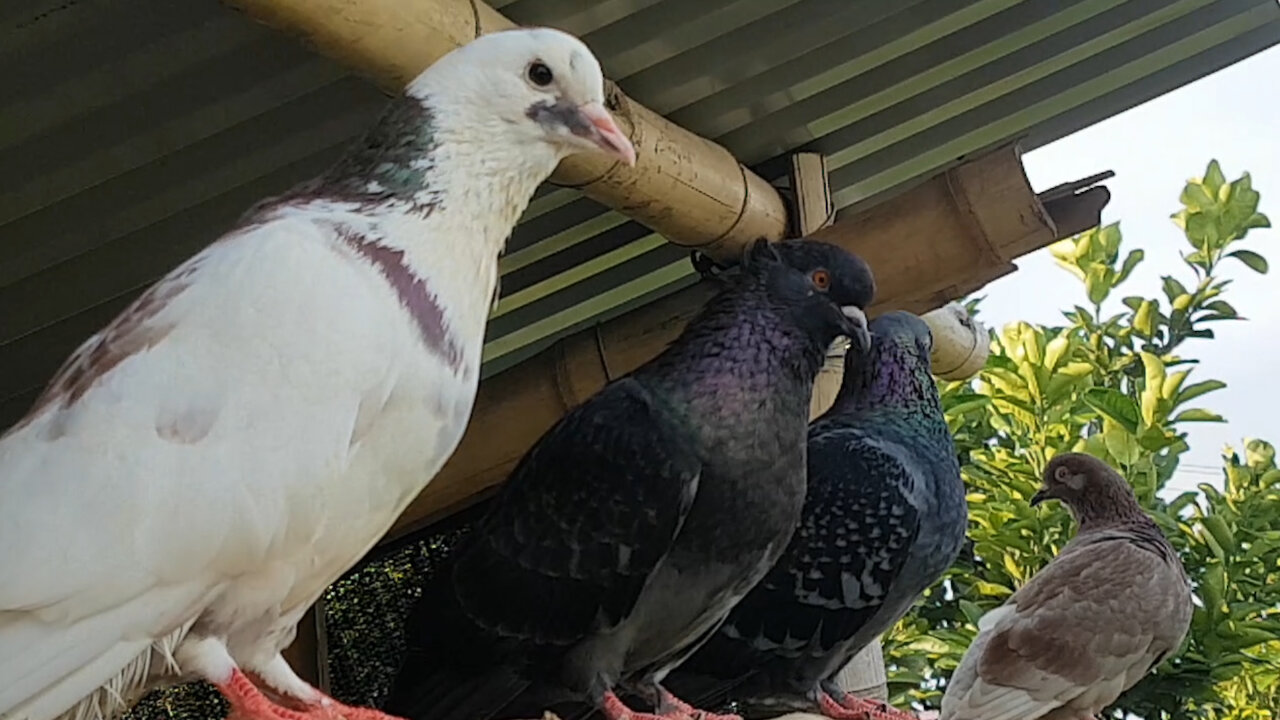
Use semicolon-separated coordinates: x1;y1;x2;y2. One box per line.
0;27;634;720
939;453;1193;720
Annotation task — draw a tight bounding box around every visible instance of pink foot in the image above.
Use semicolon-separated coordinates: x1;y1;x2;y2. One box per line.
819;693;920;720
216;669;407;720
601;690;691;720
656;687;742;720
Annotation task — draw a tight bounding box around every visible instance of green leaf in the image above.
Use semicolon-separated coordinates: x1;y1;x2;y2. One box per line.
958;599;985;626
1202;300;1238;319
1084;265;1111;306
1172;408;1226;423
1203;159;1227;197
1201;515;1237;554
1227;249;1269;274
1162;276;1188;304
1104;426;1141;466
1181;181;1216;212
1083;388;1141;435
1243;211;1271;231
1176;380;1227;405
1116;249;1144;284
1133;300;1157;337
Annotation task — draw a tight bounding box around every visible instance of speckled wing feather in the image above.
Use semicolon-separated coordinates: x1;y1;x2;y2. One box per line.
452;377;701;645
942;532;1192;720
703;429;919;671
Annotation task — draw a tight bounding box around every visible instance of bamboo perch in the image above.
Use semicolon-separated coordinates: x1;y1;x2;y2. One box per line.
384;143;1109;541
221;0;787;259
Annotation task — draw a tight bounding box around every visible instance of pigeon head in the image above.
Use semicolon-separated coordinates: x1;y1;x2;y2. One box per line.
834;310;938;412
1033;452;1145;525
410;27;636;167
743;239;875;353
858;310;934;368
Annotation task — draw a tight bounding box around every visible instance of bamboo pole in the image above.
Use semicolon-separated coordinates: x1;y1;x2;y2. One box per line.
222;0;787;259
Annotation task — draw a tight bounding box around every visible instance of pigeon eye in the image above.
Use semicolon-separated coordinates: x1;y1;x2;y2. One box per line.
810;269;831;291
527;61;554;87
1054;466;1071;482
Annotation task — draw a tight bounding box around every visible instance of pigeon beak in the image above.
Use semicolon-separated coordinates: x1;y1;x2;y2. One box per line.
1029;488;1050;507
841;306;871;355
572;101;637;167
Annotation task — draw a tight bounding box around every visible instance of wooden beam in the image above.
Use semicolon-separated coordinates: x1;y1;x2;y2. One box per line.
382;143;1111;542
788;152;834;237
221;0;787;260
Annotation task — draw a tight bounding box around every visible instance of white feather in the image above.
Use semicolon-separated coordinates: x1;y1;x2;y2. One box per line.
0;26;626;720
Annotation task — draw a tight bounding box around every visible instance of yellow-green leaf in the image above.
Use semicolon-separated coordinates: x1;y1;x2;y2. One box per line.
1133;300;1157;336
1043;336;1069;372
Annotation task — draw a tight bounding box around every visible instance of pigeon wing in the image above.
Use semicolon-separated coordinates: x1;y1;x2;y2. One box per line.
452;377;702;645
717;430;920;662
943;535;1190;720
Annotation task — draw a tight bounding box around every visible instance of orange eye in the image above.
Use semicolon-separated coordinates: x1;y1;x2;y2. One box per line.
811;269;831;290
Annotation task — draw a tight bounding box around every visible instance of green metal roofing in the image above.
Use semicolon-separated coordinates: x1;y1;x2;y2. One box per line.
2;0;1278;427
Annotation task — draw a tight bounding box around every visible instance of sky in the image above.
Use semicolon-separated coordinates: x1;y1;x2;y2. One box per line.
977;43;1280;496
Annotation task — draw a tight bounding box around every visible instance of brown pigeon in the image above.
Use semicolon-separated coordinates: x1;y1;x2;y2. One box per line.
939;452;1193;720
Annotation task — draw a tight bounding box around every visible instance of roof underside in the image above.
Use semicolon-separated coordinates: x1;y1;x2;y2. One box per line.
2;0;1278;428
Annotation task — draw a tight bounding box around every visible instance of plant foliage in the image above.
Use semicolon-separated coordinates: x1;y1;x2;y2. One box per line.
885;161;1278;719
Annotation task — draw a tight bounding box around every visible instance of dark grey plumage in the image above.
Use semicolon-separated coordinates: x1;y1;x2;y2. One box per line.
385;239;876;720
663;311;968;719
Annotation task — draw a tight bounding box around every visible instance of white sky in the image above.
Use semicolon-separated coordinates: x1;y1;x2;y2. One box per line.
978;43;1280;495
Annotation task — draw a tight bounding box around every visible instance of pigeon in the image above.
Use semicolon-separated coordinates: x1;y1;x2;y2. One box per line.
939;453;1193;720
662;311;967;720
0;27;634;720
384;238;877;720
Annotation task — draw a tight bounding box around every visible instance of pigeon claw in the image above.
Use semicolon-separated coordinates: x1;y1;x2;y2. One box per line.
656;687;742;720
601;691;693;720
218;669;408;720
819;693;921;720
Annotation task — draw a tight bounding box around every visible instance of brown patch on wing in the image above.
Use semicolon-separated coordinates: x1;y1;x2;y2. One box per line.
332;223;465;375
977;535;1179;691
11;260;202;434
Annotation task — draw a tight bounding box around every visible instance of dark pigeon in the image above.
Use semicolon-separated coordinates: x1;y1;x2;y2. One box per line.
384;239;876;720
663;310;967;720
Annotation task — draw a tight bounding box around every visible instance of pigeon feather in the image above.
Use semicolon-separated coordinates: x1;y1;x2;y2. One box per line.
940;453;1193;720
386;239;876;720
664;311;966;718
0;27;633;720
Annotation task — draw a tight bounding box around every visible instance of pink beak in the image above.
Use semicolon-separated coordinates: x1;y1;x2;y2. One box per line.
576;101;637;167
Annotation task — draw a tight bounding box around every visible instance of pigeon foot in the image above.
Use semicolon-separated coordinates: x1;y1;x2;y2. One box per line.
655;687;742;720
819;693;920;720
218;669;407;720
600;690;693;720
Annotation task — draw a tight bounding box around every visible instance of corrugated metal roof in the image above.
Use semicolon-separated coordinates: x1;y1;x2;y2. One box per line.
2;0;1278;427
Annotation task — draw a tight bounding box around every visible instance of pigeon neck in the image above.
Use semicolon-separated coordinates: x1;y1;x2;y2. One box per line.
1070;484;1153;531
646;279;829;400
270;93;560;255
830;343;938;417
